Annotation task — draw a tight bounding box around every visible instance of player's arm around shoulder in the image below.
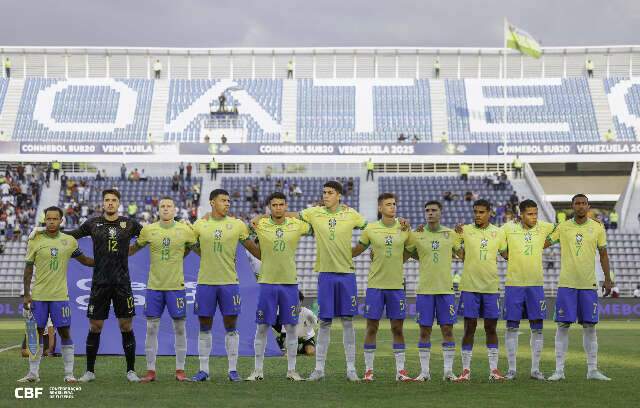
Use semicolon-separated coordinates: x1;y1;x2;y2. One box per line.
545;220;563;248
352;224;370;257
129;224;150;256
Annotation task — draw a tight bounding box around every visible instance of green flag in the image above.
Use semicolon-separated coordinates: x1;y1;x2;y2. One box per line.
505;21;542;59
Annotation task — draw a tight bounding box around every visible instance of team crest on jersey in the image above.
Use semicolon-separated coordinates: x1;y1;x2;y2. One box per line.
257;310;264;318
432;240;440;250
276;228;284;239
329;218;337;229
50;248;58;257
162;237;171;247
385;236;393;245
214;229;223;239
108;227;117;239
524;232;532;242
120;221;127;229
576;233;583;244
480;238;488;248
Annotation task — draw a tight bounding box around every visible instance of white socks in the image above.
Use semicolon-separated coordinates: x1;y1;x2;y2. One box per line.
172;319;187;371
342;318;357;372
225;330;240;372
253;324;268;372
530;329;544;373
442;342;455;373
364;345;376;371
29;347;42;376
198;330;212;374
555;325;570;373
145;318;160;371
461;346;473;371
488;345;499;371
315;320;331;372
285;324;297;372
582;325;598;372
61;344;74;376
418;343;431;375
505;327;519;372
393;344;406;372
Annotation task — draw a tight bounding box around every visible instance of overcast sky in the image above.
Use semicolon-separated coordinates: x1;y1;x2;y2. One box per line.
1;0;637;48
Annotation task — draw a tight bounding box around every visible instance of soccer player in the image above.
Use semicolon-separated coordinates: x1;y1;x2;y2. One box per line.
18;206;94;383
29;189;144;382
190;189;260;382
128;197;197;383
546;194;613;381
455;199;507;382
406;200;461;382
501;199;555;380
246;192;311;382
273;291;319;356
352;193;413;382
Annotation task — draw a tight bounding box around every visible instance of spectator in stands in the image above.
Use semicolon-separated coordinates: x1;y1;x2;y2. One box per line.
512;155;523;178
251;186;259;203
171;172;180;192
221;134;228;145
210;157;218;180
186;163;193;182
127;201;138;219
264;165;272;181
218;92;226;112
245;185;254;201
366;158;375;181
610;286;620;298
609;209;618;230
232;101;239;114
179;162;185;181
443;191;453;202
274;180;283;192
192;184;201;205
434;57;440;78
459;163;470;182
496;203;506;224
347;177;355;196
412;134;420;143
464;191;474;202
45;164;51;186
440;130;448;143
491;172;500;190
293;184;303;197
287;60;294;79
509;191;519;214
120;163;127;181
96;169;103;181
604;128;616;142
52;160;61;181
585;58;594;78
3;57;11;78
153;59;162;79
633;285;640;298
60;172;68;188
397;133;407;143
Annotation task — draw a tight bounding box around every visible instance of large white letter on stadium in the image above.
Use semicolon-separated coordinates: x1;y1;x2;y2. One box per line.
312;79;415;133
164;79;281;134
607;78;640;133
33;78;137;132
465;78;570;133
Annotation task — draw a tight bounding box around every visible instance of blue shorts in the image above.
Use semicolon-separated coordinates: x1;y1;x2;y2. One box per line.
364;288;406;320
503;286;546;322
194;284;241;317
32;300;71;329
256;284;299;326
317;272;358;320
145;289;186;319
457;291;500;320
416;294;457;327
555;288;598;324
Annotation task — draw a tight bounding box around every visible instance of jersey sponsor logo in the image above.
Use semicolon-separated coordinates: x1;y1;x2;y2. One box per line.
431;240;440;250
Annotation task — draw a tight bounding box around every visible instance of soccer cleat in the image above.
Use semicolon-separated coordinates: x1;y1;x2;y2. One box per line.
228;371;241;382
306;370;325;381
454;369;471;382
64;375;78;383
505;370;517;380
396;370;414;382
346;370;361;382
175;370;188;382
443;371;457;382
414;372;431;382
140;370;156;383
530;371;546;381
17;372;40;383
245;370;264;381
78;371;96;383
286;371;304;381
489;369;506;381
363;369;374;382
127;370;141;382
190;370;210;382
547;371;565;381
587;370;611;381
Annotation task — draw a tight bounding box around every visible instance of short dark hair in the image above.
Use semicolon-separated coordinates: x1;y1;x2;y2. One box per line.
519;199;538;212
473;199;491;211
267;191;287;204
571;194;589;204
424;200;442;210
323;180;343;195
159;196;175;203
210;189;230;201
377;192;396;204
298;291;305;302
43;206;63;218
102;189;121;200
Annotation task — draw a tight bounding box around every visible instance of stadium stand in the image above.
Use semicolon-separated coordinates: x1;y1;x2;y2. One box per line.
604;77;640;141
0;78;9;116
